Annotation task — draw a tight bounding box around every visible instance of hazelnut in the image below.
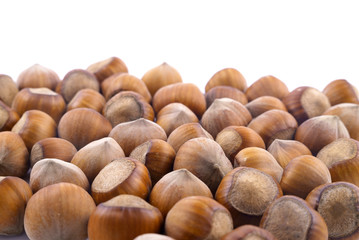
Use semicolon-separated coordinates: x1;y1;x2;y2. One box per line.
222;225;276;240
267;139;312;168
24;182;96;240
142;62;182;96
130;139;176;184
306;182;359;239
103;91;154;127
201;98;252;138
280;155;331;199
109;118;167;156
156;103;199;136
29;158;89;193
0;100;19;131
323;79;359;105
0;176;32;236
167;122;213;152
323;103;359;141
91;158;151;204
67;88;106;113
165;196;233;240
283;86;331;124
88;194;163;240
234;147;283;182
17;64;60;90
12;87;66;123
205;68;247;93
216;167;283;227
205;86;248;107
245;95;287;118
294;115;350;155
57;69;99;102
149;169;213;217
101;73;151;102
11;110;57;151
30;137;77;166
0;74;18;107
173;137;233;194
152;82;206;117
215;126;265;164
245;75;289;101
316;138;359;187
87;56;128;83
58;108;112;149
260;195;328;240
71;137;125;183
0;132;29;177
247;109;298;147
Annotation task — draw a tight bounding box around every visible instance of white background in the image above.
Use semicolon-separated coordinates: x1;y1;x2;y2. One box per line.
0;1;358;239
1;0;358;94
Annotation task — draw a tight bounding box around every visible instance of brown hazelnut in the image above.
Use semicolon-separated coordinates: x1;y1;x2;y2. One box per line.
152;82;207;117
58;108;112;149
149;169;213;217
12;88;66;123
57;69;99;102
216;167;283;227
29;158;89;193
0;74;18;107
323;103;359;141
215;126;265;164
247;109;298;147
294;115;350;155
130;139;176;184
0;100;19;131
306;182;359;239
165;196;233;240
88;194;163;240
167;122;213;152
87;56;128;83
267;139;312;168
201;98;252;138
30;137;77;166
245;75;289;101
101;73;151;102
91;158;152;204
205;86;248;107
316;138;359;187
109;118;167;156
205;68;247;93
0;176;32;236
67;88;106;113
0;132;29;177
283;86;331;124
156;103;199;136
142;62;182;96
245;95;287;118
280;155;331;199
323;79;359;105
17;64;60;90
173;137;233;194
24;182;96;240
71;137;125;183
260;195;328;240
234;147;283;182
12;110;57;151
103;91;154;127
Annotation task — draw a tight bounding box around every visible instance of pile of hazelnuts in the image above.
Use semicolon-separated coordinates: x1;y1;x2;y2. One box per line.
0;56;359;240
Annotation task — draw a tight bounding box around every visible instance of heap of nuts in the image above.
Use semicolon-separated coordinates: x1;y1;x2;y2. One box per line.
1;57;359;240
